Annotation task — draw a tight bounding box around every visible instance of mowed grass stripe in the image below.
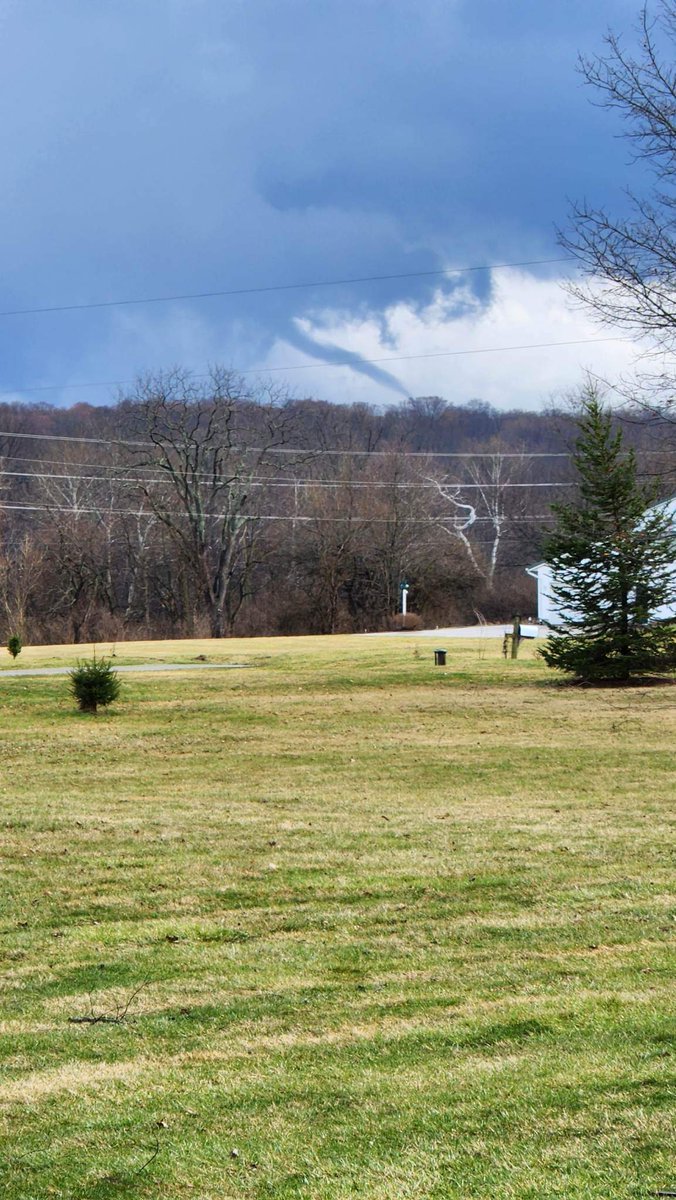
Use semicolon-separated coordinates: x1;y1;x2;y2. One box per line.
0;635;674;1198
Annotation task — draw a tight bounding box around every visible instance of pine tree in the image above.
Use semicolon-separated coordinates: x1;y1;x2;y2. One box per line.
7;634;22;660
540;390;676;682
69;655;121;714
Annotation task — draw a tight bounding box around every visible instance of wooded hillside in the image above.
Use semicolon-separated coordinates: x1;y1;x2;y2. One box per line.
0;379;672;642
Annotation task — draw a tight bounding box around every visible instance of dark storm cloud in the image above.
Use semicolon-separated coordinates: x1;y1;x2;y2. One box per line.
0;0;645;406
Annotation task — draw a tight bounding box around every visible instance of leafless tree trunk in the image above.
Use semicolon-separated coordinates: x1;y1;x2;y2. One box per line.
0;533;45;640
428;452;535;588
120;367;296;637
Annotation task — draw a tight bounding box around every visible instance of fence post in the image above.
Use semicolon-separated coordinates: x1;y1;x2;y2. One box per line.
510;614;521;659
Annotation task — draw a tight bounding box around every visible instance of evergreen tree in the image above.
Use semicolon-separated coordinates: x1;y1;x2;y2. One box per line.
540;390;676;682
69;656;121;714
7;635;22;660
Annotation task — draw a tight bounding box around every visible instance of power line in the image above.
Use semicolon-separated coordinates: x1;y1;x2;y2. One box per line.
0;430;149;447
0;468;577;488
0;334;627;398
247;336;629;376
0;428;669;461
0;501;554;523
0;256;573;320
0;450;669;484
0;429;572;455
0;453;145;472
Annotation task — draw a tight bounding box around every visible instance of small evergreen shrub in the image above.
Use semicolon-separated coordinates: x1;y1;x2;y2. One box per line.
7;635;22;659
69;656;121;714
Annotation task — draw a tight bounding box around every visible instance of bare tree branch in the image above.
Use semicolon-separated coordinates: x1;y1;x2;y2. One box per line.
561;3;676;429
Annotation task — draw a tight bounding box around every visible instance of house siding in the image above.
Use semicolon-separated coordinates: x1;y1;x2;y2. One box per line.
527;497;676;625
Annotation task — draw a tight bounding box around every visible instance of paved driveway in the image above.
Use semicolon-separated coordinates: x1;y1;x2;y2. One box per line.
370;624;544;639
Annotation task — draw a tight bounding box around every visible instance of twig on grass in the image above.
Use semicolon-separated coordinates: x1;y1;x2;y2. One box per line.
104;1135;161;1183
67;980;149;1025
7;1132;162;1187
2;1149;51;1174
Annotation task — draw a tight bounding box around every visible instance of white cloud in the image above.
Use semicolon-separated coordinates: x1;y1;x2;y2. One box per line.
259;269;643;409
29;269;646;413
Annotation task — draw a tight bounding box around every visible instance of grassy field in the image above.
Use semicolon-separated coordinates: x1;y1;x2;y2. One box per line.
0;634;674;1199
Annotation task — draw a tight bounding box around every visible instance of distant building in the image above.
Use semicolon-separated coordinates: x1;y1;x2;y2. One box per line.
526;496;676;626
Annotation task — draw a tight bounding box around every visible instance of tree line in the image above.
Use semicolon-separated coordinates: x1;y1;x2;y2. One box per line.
0;373;672;644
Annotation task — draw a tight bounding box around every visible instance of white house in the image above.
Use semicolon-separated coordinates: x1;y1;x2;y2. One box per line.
526;496;676;626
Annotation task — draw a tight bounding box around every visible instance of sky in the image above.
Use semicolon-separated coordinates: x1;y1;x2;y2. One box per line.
0;0;658;412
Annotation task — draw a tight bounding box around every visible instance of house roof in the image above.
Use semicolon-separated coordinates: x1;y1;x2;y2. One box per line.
646;495;676;519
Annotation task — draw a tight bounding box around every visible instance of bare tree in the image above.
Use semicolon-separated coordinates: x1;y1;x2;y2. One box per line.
427;451;536;589
0;532;45;641
120;368;296;638
428;477;489;582
360;456;432;621
562;2;676;422
289;472;371;634
28;449;126;642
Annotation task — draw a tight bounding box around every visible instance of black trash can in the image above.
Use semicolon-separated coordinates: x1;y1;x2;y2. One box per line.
434;649;447;666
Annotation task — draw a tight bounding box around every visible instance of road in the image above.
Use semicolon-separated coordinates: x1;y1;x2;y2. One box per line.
370;624;544;639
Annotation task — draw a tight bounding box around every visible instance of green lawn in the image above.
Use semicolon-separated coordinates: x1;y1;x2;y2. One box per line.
0;635;674;1199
